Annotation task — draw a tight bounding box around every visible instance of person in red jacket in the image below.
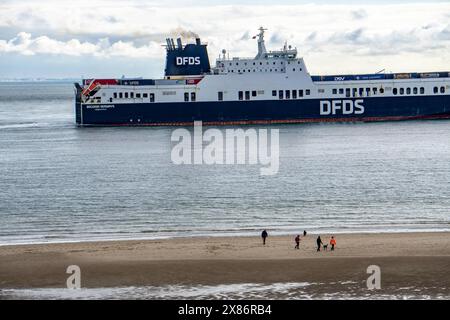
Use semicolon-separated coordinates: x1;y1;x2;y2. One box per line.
330;236;337;251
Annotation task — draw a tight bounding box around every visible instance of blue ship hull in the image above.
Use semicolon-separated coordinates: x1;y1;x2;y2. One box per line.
76;95;450;126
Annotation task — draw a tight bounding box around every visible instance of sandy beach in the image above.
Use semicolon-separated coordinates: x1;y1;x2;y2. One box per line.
1;232;449;298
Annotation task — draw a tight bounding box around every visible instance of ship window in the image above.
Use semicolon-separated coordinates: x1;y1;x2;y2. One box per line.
359;88;364;96
143;93;148;98
285;90;290;99
400;88;404;95
279;90;284;99
413;87;418;94
270;69;272;72
130;92;134;98
184;92;189;102
366;88;370;95
218;91;223;101
345;88;350;97
125;92;129;98
191;92;196;102
433;87;438;94
253;62;255;65
420;87;425;94
119;92;123;99
339;88;344;94
406;88;411;95
352;88;357;97
150;93;155;102
292;90;297;99
373;88;377;95
305;89;310;95
238;91;243;100
393;88;398;95
136;93;141;98
113;92;117;99
275;69;278;72
236;63;239;66
245;91;250;100
440;86;445;93
380;87;384;94
299;90;304;97
260;62;262;65
332;88;337;95
252;90;257;97
272;90;277;97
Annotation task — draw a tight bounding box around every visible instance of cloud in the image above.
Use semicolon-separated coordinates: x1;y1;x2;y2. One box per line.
0;1;449;75
0;32;164;57
351;9;368;20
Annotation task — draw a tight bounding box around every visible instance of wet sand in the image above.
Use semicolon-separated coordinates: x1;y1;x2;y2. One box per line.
0;232;449;297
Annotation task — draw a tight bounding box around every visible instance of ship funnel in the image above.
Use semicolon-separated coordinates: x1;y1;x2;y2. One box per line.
164;37;211;76
165;38;172;50
176;38;183;49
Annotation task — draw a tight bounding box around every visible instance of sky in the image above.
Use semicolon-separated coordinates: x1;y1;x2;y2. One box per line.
0;0;449;79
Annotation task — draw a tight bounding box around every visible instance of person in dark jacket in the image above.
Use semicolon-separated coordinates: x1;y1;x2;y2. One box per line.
295;235;300;249
303;230;307;237
261;230;268;245
316;236;323;252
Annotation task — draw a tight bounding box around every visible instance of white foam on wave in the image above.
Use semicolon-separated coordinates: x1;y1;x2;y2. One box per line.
0;123;41;129
1;282;448;300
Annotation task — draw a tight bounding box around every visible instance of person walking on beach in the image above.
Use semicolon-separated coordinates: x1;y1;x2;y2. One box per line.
330;236;336;251
295;235;300;249
261;230;268;245
316;236;323;252
303;230;307;237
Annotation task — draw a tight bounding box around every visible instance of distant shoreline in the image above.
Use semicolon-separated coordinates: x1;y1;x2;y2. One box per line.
0;79;81;83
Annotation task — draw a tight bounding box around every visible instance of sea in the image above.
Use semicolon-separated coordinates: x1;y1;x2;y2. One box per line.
0;81;449;299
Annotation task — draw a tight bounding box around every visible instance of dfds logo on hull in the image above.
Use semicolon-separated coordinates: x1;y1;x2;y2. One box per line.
176;57;201;66
320;99;365;115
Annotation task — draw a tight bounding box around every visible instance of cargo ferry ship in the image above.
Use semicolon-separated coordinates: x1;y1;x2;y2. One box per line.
74;27;450;126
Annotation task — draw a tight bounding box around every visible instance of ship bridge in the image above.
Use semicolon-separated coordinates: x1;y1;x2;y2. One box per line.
213;27;308;76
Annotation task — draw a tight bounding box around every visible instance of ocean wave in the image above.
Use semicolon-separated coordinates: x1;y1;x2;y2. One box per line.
1;282;448;300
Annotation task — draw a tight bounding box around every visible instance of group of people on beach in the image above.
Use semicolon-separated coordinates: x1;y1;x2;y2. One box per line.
260;229;336;252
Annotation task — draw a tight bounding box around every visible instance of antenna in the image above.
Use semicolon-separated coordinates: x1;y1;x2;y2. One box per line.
254;26;268;59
